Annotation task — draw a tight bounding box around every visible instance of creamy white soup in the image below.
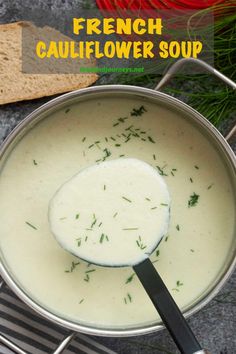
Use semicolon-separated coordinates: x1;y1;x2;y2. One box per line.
0;96;234;328
49;158;170;267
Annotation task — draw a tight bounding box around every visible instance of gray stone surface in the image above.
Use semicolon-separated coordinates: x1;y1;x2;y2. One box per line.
0;1;236;353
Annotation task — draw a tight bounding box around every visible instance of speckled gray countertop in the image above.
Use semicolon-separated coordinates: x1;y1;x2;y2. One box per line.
0;1;236;353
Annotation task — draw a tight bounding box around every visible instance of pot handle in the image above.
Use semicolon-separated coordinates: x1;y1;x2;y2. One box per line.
155;58;236;143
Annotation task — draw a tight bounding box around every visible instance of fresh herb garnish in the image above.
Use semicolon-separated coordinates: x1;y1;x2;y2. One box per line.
33;159;38;166
123;228;139;230
188;193;199;207
113;212;118;218
136;236;147;250
130;105;147;117
194;165;199;170
126;273;135;284
25;221;37;230
75;213;80;220
82;137;86;142
172;280;184;292
65;108;70;113
79;299;84;304
176;225;180;231
122;196;132;203
65;261;80;273
148;136;155;143
207;183;214;190
153;154;156;160
103;185;106;190
76;238;82;247
160;203;168;207
156;166;168;176
190;177;193;183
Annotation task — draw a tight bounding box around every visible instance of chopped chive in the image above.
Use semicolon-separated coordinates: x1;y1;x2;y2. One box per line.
105;137;108;142
207;183;214;190
86;228;93;231
113;212;118;218
127;293;132;302
125;273;135;284
190;249;195;253
188;193;199;207
100;234;105;243
103;185;106;190
60;217;67;220
123;228;139;230
160;203;168;207
194;165;199;169
88;144;94;149
148;136;155;143
136;236;146;250
85;236;88;242
82;137;86;142
84;274;90;282
98;222;102;227
145;197;151;201
33;159;38;166
176;280;184;287
124;297;127;304
122;196;132;203
85;269;96;274
165;236;169;242
76;238;82;247
113;123;119;127
156;250;160;257
79;299;84;304
75;213;80;220
25;221;37;230
190;177;193;183
130;105;147;116
151;207;157;210
156;166;168;176
119;154;125;157
115;144;121;147
65;108;70;113
176;225;180;231
153;154;156;160
105;235;109;241
110;136;116;141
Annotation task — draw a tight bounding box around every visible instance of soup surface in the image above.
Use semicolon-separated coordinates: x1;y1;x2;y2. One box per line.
0;95;234;328
49;158;170;267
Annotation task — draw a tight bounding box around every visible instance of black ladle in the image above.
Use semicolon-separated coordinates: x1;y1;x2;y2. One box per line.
133;258;209;354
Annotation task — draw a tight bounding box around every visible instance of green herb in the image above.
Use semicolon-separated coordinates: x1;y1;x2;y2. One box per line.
130;105;147;117
160;203;168;207
82;137;86;142
148;136;155;143
177;280;184;287
156;250;160;257
33;159;38;166
126;273;135;284
122;196;132;203
176;225;180;231
102;148;111;161
194;165;199;170
115;144;121;147
188;193;199;207
207;183;214;190
153;154;156;160
190;177;193;183
65;108;70;113
85;236;88;242
145;197;151;201
110;136;116;141
103;184;106;190
165;235;169;242
79;299;84;304
25;221;37;230
75;213;80;220
119;154;125;157
190;249;195;253
65;261;80;273
88;144;94;149
151;207;157;210
113;212;118;218
123;228;139;231
85;269;96;274
60;217;67;220
136;236;147;250
127;293;132;302
76;238;82;247
98;222;102;227
113;123;119;127
84;274;90;282
156;166;168;176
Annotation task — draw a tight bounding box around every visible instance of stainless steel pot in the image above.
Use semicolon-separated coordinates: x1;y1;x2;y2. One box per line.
0;59;235;348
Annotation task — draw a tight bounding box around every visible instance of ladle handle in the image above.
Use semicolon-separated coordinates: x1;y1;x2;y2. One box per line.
133;258;206;354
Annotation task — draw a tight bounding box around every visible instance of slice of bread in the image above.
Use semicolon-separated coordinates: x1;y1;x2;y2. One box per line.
0;22;98;105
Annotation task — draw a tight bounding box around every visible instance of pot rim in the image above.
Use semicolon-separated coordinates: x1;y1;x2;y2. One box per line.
0;84;235;337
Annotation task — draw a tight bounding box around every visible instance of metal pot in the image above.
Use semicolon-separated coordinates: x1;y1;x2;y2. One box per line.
0;59;236;347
